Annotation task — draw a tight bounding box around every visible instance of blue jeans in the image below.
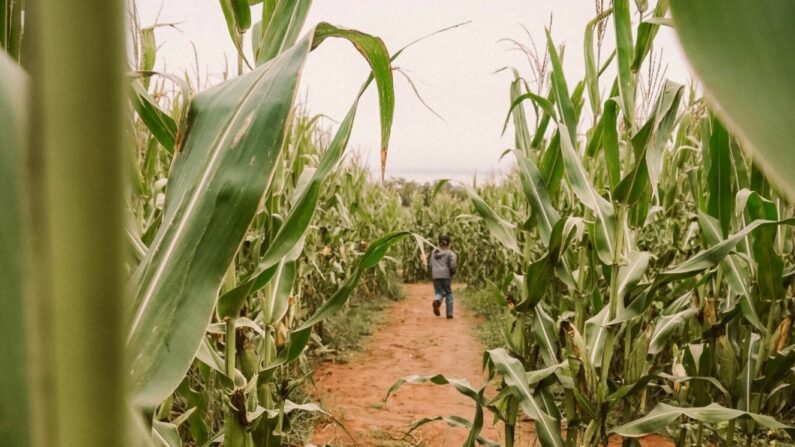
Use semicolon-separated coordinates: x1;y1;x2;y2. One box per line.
433;278;453;317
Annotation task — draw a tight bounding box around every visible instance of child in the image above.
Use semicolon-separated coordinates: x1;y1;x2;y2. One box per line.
430;234;458;318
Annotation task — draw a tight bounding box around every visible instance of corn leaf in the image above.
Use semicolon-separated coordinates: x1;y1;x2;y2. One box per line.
612;402;790;437
737;333;761;412
512;150;560;246
698;212;765;332
617;251;652;302
128;33;312;408
255;0;313;65
545;34;617;260
485;348;564;447
585;306;610;365
507;69;534;152
518;256;553;311
584;9;611;115
670;0;795;202
533;306;560;368
503;91;557;134
602;96;621;188
409;416;499;447
632;0;668;70
385;374;489;447
706;115;734;236
313;23;395;178
230;0;251;32
660;218;795;282
386;374;481;402
464;185;521;255
128;23;395;409
130;80;177;153
261;260;296;325
612;0;635;124
648;307;697;355
295;231;409;331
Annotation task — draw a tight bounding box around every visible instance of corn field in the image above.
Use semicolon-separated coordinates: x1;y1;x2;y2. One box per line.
1;1;794;447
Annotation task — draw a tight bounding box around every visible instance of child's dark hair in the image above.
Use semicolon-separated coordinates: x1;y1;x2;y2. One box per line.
438;234;451;246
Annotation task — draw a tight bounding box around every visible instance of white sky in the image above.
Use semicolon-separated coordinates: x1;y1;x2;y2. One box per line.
135;1;694;182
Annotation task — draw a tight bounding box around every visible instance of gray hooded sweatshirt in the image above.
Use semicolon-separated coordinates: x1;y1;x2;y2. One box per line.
430;247;458;279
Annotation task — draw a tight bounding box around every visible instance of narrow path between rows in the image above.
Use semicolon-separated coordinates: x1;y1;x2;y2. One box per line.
311;282;509;446
310;283;673;447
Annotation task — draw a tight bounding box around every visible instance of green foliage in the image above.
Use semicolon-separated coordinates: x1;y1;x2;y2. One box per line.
670;0;795;203
0;49;28;447
3;1;795;446
406;2;795;446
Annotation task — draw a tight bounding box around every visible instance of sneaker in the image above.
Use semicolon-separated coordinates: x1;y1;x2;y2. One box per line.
432;300;441;316
446;315;453;319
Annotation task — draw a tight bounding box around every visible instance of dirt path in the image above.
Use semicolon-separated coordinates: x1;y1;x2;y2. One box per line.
310;283;672;447
311;282;504;446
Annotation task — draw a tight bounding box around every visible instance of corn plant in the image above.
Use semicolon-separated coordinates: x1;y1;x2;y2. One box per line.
1;1;130;446
393;2;795;446
1;0;412;445
124;2;412;445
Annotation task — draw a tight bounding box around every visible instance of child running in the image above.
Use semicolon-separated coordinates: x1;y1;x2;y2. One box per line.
430;234;458;319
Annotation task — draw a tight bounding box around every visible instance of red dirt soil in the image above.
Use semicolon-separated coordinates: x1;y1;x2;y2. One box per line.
310;283;672;447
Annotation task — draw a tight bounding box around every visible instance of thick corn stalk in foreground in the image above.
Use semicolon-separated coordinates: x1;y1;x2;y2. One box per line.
1;1;130;446
0;50;29;447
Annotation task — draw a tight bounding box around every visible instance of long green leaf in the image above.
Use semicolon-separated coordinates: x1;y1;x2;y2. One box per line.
295;231;409;331
645;81;684;192
660;219;795;282
706;115;734;236
533;306;560;367
262;231;409;373
409;416;499;447
617;251;652;302
128;23;395;408
218;36;395;308
506;69;534;152
464;185;521;254
738;333;761;412
230;0;251;32
485;349;564;447
648;307;698;355
512;150;560;246
585;306;610;365
312;23;395;178
698;212;765;332
261;260;296;325
128;32;313;408
255;0;313;65
614;218;795;324
612;0;635;123
584;9;611;115
602;96;621;188
632;0;668;70
545;36;617;260
670;0;795;202
131;80;177;153
503;91;557;134
612;402;790;437
386;374;481;403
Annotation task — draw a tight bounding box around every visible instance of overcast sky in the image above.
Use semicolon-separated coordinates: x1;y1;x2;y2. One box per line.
135;1;694;182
